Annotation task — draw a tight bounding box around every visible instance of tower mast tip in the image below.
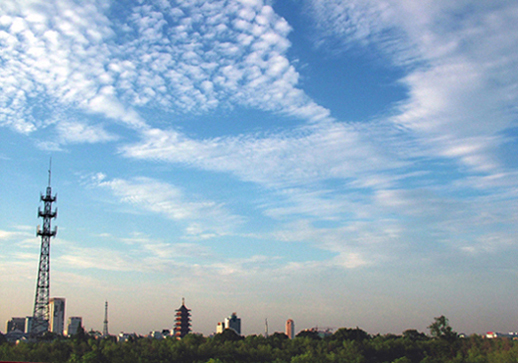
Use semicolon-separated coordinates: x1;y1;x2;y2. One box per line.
48;157;52;187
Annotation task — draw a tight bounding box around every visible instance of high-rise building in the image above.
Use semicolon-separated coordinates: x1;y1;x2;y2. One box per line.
216;312;241;335
6;317;25;333
225;313;241;335
49;298;65;335
25;317;33;334
286;319;295;339
174;298;191;339
66;317;82;336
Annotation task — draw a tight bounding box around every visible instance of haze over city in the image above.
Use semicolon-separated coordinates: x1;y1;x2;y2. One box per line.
1;0;518;337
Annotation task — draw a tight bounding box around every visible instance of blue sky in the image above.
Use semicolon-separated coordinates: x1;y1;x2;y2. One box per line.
1;0;518;336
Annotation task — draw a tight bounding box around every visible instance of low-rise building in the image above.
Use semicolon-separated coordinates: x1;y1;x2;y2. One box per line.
6;317;25;333
66;317;82;336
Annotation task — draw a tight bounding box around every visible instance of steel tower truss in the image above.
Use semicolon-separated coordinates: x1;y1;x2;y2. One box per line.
103;301;109;337
32;167;57;336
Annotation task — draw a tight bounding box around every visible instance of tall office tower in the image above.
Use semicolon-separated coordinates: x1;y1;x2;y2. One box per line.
286;319;295;339
216;312;241;335
31;162;57;336
174;298;191;339
6;317;25;332
66;317;83;336
48;298;65;335
103;301;109;337
225;313;241;335
25;317;33;334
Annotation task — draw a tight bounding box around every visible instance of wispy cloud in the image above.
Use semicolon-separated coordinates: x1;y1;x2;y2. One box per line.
306;0;518;173
56;120;117;144
0;227;36;244
0;229;18;240
121;122;408;189
92;174;243;238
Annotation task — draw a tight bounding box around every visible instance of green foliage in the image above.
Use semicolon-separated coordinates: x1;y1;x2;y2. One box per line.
428;315;458;342
213;328;244;343
402;329;428;341
330;327;370;342
296;330;321;340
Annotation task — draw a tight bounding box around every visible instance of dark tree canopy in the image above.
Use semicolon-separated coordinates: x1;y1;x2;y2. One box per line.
213;328;243;342
402;329;428;341
295;329;321;340
428;315;458;342
331;327;370;342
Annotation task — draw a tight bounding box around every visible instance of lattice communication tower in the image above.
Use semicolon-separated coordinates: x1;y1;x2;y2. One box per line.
103;301;109;337
31;162;57;336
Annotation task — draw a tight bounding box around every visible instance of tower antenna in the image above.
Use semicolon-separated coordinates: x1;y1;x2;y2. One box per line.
48;157;52;187
31;161;57;336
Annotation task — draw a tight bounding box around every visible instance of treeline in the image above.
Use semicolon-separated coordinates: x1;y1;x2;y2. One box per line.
1;319;518;363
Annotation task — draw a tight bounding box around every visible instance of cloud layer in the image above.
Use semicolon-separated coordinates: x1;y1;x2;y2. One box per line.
2;0;518;335
306;0;518;173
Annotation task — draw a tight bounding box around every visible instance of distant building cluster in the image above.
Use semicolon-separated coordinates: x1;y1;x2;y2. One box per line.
5;297;304;344
486;332;518;339
4;298;83;343
216;312;241;335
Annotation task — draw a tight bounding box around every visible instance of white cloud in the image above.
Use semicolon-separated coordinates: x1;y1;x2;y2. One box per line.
56;120;117;144
94;175;242;238
0;228;35;242
306;0;518;173
0;0;333;145
0;230;17;240
121;121;407;188
0;0;145;138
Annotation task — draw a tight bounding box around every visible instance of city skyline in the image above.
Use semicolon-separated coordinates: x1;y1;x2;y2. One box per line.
1;0;518;336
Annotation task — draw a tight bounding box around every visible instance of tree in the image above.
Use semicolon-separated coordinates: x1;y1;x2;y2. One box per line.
428;316;458;342
295;330;321;340
213;328;243;342
402;329;428;341
331;327;370;342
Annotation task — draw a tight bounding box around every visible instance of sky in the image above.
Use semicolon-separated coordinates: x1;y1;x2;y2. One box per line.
1;0;518;337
